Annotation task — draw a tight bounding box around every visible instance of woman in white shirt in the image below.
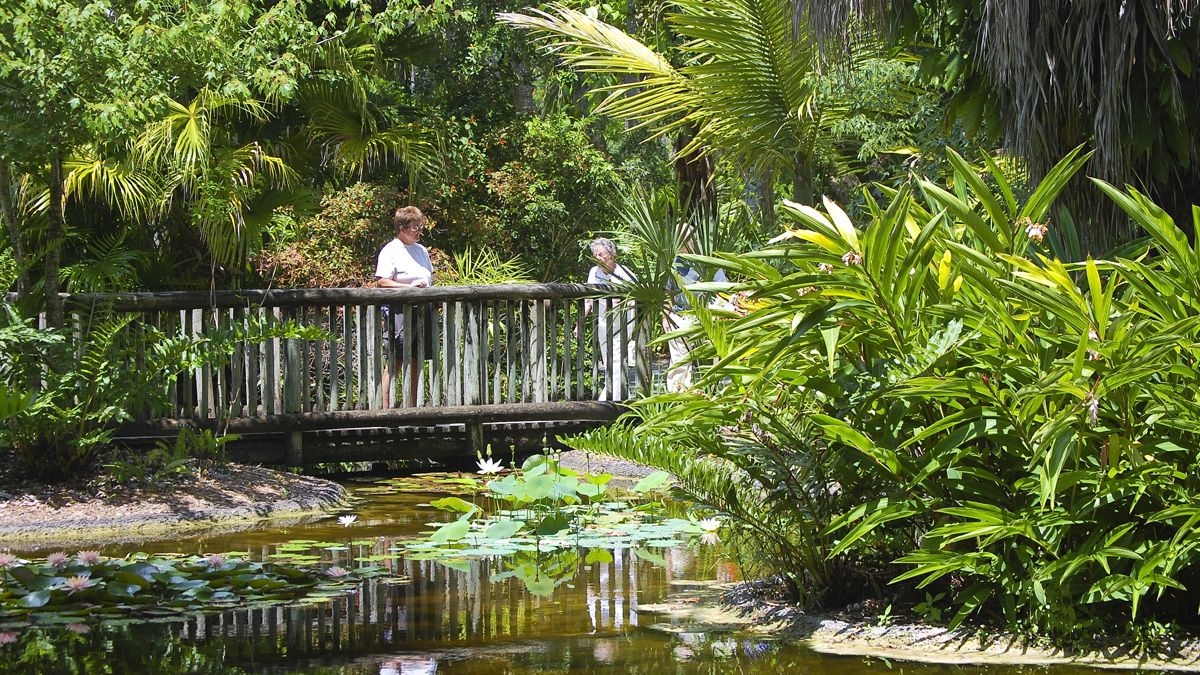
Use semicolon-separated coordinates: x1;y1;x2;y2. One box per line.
585;238;637;400
376;206;434;407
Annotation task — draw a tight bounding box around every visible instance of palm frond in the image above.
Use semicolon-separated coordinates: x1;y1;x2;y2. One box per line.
64;145;164;219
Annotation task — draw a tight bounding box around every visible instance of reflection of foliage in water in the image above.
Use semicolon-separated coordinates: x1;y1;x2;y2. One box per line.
0;623;240;675
487;547;583;596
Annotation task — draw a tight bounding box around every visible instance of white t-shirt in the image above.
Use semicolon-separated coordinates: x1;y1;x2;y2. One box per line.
587;263;636;285
375;239;433;286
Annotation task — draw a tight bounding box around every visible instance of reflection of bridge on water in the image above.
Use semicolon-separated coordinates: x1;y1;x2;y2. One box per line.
177;546;720;666
59;285;652;464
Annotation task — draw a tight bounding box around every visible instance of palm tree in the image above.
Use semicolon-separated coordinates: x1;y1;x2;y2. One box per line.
500;0;866;222
805;0;1200;253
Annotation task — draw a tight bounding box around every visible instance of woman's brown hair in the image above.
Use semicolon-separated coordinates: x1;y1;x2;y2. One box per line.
393;206;425;235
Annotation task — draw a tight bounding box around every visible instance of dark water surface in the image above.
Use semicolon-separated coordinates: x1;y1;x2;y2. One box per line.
0;480;1109;675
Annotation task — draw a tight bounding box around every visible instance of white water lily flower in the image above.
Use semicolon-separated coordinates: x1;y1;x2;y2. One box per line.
477;458;505;475
338;515;358;527
698;518;721;545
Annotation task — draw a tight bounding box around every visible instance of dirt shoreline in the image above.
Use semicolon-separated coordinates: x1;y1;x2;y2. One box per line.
0;464;346;550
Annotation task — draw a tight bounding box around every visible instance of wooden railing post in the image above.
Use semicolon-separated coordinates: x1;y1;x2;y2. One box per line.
532;299;546;403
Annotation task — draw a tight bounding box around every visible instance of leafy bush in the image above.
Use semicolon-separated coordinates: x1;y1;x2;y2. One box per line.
434;247;534;286
0;308;329;480
566;147;1200;641
255;182;398;288
425;113;626;281
0;309;194;480
103;427;233;487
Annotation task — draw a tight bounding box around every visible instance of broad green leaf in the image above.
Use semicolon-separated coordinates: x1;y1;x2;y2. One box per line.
484;520;524;540
430;497;479;514
633;471;671;492
430;518;471;543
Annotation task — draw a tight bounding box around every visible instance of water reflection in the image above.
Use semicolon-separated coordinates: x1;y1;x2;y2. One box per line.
1;545;750;674
0;483;1114;675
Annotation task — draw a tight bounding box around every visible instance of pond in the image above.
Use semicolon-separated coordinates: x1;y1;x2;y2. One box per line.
0;477;1113;675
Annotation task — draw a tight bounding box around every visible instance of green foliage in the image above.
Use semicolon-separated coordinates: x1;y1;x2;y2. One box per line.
0;306;328;480
567;149;1200;640
0;309;194;479
0;0;435;295
103;428;233;487
424;113;626;281
405;454;709;577
436;247;534;286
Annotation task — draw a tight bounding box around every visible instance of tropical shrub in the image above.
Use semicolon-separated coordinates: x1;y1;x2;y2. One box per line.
0;307;328;480
566;147;1200;640
0;309;193;479
255;182;397;288
425;113;626;281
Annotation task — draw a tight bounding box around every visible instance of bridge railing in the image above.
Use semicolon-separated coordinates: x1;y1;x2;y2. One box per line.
63;284;649;424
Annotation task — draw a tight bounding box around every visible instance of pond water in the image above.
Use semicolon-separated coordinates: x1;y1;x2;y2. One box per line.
0;478;1110;675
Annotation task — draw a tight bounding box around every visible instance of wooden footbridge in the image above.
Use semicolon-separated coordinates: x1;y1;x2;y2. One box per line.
66;285;649;467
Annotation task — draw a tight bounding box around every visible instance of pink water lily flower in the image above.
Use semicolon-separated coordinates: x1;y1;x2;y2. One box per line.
46;552;69;568
0;632;16;645
205;553;226;567
326;566;351;578
76;550;102;565
63;575;96;593
0;553;16;570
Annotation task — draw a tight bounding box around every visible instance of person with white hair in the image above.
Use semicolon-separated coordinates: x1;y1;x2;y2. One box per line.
585;238;637;400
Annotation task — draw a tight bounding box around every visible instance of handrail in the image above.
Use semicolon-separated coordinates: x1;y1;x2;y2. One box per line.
54;283;615;311
40;284;651;425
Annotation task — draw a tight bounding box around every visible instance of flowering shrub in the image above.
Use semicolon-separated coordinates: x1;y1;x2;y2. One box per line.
256;183;398;288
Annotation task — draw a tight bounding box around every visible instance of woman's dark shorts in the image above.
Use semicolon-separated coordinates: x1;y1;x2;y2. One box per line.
382;303;436;362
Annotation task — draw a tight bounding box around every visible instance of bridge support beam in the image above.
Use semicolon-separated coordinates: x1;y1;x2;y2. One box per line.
466;421;485;458
284;431;304;466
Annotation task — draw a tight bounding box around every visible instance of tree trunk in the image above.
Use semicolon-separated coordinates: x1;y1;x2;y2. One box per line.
44;147;64;328
0;160;27;300
674;126;716;221
792;156;814;206
513;58;536;115
745;168;776;233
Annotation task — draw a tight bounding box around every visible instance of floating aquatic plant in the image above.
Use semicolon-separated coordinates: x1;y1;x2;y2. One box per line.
0;551;402;626
409;454;715;563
